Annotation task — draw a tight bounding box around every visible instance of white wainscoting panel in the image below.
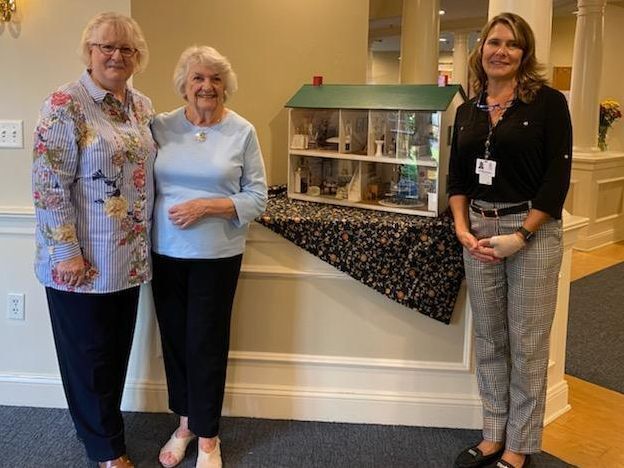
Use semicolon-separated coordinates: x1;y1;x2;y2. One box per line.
570;151;624;250
0;210;583;429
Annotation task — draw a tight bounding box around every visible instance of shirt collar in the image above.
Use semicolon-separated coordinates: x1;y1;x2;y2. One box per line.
80;70;134;106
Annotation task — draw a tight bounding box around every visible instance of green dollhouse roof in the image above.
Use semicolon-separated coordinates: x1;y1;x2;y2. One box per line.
285;84;466;111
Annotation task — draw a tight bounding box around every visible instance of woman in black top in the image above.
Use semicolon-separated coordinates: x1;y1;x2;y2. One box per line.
448;13;572;468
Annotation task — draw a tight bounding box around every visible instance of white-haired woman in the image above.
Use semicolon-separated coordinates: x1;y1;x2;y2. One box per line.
151;45;267;468
32;12;156;468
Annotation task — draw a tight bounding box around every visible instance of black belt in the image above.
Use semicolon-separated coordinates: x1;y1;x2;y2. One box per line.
470;202;530;218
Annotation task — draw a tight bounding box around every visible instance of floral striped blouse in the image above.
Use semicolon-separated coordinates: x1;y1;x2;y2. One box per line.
32;71;157;293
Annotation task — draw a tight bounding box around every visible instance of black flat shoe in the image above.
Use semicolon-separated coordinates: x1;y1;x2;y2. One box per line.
487;454;530;468
454;444;505;468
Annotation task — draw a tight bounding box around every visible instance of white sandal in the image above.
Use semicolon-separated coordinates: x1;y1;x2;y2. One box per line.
159;430;196;468
196;437;222;468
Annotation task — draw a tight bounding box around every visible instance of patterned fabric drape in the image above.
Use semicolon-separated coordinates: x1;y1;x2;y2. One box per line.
256;190;465;324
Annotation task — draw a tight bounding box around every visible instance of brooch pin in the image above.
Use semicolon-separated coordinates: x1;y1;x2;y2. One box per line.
195;131;207;142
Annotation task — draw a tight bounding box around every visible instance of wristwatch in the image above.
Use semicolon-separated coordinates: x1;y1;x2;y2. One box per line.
516;226;535;242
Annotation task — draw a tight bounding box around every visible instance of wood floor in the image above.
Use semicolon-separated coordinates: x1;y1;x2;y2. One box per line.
541;241;624;467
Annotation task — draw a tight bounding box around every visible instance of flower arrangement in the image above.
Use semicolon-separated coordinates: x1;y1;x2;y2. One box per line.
598;99;622;151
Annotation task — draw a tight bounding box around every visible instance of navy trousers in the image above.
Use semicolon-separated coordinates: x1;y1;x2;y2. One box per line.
152;252;242;438
46;286;139;462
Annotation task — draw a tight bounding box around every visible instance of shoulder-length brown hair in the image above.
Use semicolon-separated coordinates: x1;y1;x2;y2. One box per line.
468;12;547;103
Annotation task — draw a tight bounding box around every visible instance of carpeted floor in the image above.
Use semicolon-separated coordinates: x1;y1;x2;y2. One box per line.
565;261;624;394
0;406;573;467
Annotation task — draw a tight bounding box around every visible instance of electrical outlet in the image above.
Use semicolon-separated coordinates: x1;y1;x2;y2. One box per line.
7;293;25;320
0;120;24;148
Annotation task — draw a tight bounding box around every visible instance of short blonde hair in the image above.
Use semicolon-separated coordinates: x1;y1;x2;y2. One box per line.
172;45;238;101
468;12;547;103
79;12;149;73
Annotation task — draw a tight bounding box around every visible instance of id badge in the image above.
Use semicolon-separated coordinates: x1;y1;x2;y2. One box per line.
476;158;496;185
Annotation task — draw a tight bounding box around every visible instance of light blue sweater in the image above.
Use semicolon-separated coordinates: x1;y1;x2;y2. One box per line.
151;107;267;259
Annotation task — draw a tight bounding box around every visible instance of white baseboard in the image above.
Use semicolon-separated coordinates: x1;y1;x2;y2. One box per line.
0;368;572;430
573;226;623;251
543;380;571;425
222;383;483;428
0;371;483;428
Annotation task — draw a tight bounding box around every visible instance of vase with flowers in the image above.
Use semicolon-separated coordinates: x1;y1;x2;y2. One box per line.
598;99;622;151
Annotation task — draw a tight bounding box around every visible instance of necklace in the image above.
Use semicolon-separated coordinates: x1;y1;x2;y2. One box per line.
476;88;517;112
189;109;226;142
476;97;515;112
483;100;514;111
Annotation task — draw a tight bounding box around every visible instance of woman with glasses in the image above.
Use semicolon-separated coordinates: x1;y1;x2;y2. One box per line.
32;12;155;468
448;13;572;468
150;45;267;468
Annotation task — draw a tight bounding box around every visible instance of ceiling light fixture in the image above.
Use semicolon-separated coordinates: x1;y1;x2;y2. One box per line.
0;0;16;22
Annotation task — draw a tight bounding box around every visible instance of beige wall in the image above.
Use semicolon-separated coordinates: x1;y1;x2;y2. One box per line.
0;0;583;425
2;3;622;205
599;5;624;150
550;15;576;67
0;0;130;208
0;0;130;377
132;0;369;185
369;51;400;83
369;0;402;19
0;0;370;392
368;50;453;85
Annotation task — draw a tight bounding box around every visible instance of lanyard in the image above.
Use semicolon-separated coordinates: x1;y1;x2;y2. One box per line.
476;92;515;160
483;110;506;160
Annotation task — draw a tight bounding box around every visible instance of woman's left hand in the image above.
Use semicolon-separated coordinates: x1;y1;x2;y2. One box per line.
168;199;209;229
478;233;526;258
169;198;236;228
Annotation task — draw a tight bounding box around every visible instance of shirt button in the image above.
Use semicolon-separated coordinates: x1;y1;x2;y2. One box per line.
523;121;529;126
564;154;569;159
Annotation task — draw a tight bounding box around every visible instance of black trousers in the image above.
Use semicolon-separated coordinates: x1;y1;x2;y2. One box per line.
152;252;242;438
45;286;139;462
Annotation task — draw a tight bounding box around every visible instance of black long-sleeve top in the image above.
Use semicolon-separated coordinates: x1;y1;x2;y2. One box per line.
447;85;572;219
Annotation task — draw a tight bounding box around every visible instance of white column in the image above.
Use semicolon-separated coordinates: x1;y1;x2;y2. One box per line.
487;0;553;67
452;31;469;94
399;0;440;84
569;0;606;152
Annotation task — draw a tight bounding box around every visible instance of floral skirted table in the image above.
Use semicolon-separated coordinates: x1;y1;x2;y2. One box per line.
256;191;465;324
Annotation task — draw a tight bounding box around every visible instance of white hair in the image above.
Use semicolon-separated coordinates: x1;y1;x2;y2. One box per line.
172;45;238;100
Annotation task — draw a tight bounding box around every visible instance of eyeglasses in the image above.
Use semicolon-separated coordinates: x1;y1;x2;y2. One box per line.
91;43;137;57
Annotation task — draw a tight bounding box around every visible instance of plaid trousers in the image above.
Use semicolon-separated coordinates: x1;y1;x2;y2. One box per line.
463;200;563;454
